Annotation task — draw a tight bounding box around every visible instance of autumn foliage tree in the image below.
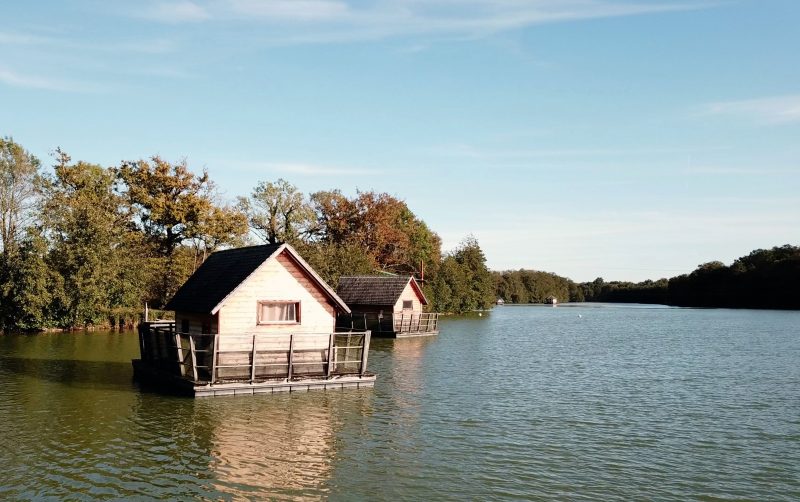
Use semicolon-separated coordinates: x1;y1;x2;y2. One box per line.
119;157;247;257
118;157;247;306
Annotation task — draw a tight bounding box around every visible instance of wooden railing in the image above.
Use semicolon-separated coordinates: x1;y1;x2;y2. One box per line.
336;312;439;334
138;322;371;384
392;312;439;334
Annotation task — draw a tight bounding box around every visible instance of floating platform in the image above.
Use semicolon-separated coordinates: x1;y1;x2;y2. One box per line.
135;323;375;398
133;359;375;398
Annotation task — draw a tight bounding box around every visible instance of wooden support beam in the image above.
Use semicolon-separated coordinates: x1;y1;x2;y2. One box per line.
210;335;218;385
326;332;335;378
188;335;199;382
175;332;185;377
287;334;294;381
250;334;257;383
360;330;371;377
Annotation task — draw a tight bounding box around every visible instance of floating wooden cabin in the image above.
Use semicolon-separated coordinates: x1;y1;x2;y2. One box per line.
133;243;375;397
335;276;439;338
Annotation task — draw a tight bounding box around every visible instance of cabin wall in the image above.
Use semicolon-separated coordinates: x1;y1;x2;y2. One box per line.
217;251;337;337
175;312;218;335
393;283;423;313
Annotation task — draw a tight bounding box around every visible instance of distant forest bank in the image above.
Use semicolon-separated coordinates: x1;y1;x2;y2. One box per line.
1;137;798;333
494;244;800;310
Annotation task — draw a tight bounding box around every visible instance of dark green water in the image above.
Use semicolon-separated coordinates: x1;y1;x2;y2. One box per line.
1;305;799;500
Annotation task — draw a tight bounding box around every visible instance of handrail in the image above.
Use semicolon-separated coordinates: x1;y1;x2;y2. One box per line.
138;324;371;385
336;312;439;334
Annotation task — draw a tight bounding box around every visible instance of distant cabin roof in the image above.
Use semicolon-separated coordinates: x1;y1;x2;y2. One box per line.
336;276;428;306
165;243;349;314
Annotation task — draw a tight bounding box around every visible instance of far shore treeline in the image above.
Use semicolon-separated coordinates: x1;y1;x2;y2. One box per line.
1;138;798;332
0;137;494;332
496;243;800;310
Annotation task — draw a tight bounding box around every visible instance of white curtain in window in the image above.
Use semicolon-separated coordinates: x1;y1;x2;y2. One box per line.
261;302;296;322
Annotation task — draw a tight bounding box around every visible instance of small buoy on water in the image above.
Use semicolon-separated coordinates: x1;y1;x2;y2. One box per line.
578;314;583;318
478;313;482;317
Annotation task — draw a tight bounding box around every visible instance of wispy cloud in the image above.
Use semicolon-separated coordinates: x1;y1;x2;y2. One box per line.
139;1;211;23
227;0;350;21
130;1;707;43
701;94;800;125
424;143;720;160
0;31;53;46
683;165;797;175
233;161;381;176
0;66;102;92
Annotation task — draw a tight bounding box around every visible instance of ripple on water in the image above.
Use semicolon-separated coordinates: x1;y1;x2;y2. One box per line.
0;309;799;500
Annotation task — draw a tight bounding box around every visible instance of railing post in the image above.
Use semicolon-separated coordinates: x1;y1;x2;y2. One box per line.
326;332;335;378
175;332;185;376
287;334;294;380
210;334;218;385
250;334;257;383
360;330;371;376
188;334;199;382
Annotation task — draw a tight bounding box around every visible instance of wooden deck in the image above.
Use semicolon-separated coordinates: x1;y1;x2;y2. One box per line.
336;312;439;338
134;322;375;398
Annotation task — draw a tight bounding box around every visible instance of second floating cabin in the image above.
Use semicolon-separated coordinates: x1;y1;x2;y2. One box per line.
336;276;439;338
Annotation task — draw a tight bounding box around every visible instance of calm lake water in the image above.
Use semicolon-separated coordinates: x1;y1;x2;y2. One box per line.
1;305;799;500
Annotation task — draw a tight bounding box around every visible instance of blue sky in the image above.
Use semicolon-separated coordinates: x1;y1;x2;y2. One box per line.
2;0;798;282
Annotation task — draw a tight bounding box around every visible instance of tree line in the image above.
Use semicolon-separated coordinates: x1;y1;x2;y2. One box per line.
582;246;799;309
0;137;494;332
493;246;799;310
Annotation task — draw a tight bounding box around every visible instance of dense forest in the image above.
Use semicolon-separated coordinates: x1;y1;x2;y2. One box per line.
496;246;800;310
581;246;800;309
0;137;495;332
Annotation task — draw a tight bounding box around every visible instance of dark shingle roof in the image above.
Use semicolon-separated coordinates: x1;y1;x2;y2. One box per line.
165;244;282;313
336;276;428;306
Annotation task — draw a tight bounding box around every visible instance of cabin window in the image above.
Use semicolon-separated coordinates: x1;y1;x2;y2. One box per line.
402;300;413;310
258;301;300;324
181;319;190;333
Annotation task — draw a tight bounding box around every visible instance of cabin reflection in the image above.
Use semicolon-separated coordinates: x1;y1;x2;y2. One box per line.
205;393;369;498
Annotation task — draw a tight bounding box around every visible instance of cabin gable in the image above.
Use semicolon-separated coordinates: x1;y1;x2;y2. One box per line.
393;282;424;313
217;249;338;334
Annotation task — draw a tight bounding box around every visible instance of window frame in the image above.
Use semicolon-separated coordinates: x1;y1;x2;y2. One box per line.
257;300;301;325
402;300;414;310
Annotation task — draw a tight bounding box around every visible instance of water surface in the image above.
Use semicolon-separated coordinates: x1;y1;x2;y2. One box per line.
1;305;798;500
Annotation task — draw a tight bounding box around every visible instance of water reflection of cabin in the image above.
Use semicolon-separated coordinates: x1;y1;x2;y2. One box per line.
335;276;439;338
133;243;376;397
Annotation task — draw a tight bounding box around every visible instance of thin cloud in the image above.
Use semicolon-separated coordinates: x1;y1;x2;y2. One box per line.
139;1;211;23
131;1;708;43
683;165;797;175
701;94;800;125
234;161;381;176
227;0;350;21
0;66;102;93
424;143;719;160
0;31;53;45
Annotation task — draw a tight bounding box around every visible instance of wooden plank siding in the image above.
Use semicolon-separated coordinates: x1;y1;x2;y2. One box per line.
393;282;424;313
214;249;338;346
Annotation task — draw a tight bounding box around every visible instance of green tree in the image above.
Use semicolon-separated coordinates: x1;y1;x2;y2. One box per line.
238;178;314;245
1;229;66;331
430;236;493;313
0;137;41;256
39;151;128;327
